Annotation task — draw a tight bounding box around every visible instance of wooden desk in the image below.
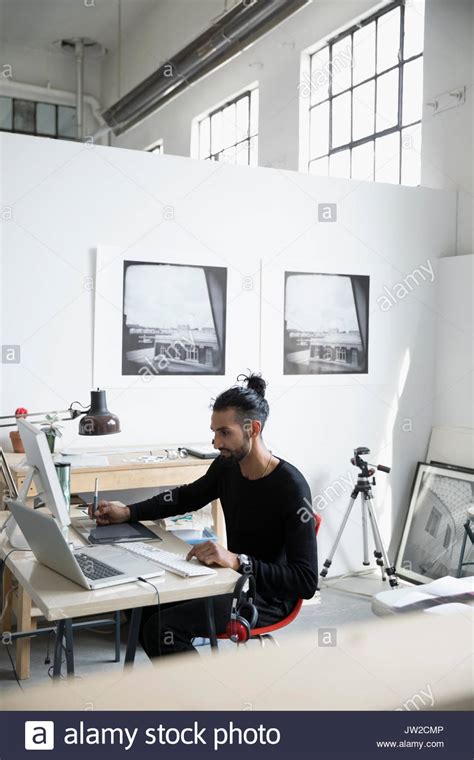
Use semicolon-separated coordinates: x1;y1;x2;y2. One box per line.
1;450;225;680
0;513;238;680
4;450;224;541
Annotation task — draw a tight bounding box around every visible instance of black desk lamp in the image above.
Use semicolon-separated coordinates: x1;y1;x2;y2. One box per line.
78;389;121;436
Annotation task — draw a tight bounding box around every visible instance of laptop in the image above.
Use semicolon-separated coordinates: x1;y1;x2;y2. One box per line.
9;500;165;590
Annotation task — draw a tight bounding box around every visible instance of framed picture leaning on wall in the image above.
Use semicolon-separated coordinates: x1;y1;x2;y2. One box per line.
396;462;474;583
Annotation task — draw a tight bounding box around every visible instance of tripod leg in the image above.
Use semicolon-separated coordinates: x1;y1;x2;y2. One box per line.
320;496;358;578
366;499;386;581
361;499;370;566
366;499;398;587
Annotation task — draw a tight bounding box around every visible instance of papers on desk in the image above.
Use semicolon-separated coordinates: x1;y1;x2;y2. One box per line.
55;454;110;468
169;527;218;545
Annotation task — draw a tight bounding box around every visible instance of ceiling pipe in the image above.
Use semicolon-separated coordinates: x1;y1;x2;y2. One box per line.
101;0;310;137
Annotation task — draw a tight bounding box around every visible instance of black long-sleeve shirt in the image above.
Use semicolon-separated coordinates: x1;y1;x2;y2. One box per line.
128;455;318;605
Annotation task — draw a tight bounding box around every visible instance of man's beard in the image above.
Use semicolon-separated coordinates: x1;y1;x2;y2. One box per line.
218;436;251;465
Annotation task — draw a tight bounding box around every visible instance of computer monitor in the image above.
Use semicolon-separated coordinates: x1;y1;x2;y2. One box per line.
17;418;70;528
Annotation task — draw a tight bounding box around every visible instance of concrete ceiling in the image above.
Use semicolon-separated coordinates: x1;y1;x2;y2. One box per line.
0;0;157;53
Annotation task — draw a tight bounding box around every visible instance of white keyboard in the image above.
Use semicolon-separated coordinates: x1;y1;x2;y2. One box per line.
123;542;217;578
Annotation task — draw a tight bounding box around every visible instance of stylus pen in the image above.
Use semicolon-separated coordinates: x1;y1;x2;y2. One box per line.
92;477;99;516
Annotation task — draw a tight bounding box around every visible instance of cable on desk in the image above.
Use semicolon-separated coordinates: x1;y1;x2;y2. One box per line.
138;577;161;657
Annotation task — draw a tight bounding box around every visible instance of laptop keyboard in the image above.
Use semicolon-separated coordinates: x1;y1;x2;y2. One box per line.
75;553;124;580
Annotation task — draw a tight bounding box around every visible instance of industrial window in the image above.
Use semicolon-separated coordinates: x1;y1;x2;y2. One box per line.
196;88;258;166
0;97;77;139
303;0;424;185
147;140;163;154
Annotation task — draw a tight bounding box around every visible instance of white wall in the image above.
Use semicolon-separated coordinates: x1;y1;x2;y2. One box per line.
434;254;474;430
0;132;456;574
421;0;473;257
1;41;102;100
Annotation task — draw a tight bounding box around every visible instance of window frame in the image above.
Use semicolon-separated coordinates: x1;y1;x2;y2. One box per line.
195;86;258;166
0;96;77;139
146;139;164;154
304;0;424;183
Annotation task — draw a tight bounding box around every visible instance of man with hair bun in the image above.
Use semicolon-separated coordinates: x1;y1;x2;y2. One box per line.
90;372;318;657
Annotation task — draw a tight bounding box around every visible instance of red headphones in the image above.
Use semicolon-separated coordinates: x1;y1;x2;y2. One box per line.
226;573;258;643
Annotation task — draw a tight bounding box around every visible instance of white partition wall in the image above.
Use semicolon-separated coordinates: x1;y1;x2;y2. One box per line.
0;132;457;574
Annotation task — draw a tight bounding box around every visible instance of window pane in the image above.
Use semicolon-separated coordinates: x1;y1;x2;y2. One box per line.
36;102;56;135
331;91;351;148
310;45;329;105
330;149;350;179
375;132;400;184
13;99;35;132
210;110;223;154
376;68;399;131
309;155;329;176
220;144;236;164
353;80;375;141
0;96;12;130
236;140;250;165
353;22;375;85
249;135;258;166
250;89;258;135
310;101;329;158
404;1;425;59
401;124;422;186
221;102;236;150
402;57;423;125
57;105;76;137
351;141;374;181
331;38;352;95
199;117;210;158
236;96;249;140
377;7;400;73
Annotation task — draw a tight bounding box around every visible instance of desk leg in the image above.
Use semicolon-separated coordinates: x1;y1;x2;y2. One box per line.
125;608;143;666
53;620;66;679
1;564;13;635
205;597;218;651
114;611;121;662
16;586;36;680
64;620;74;677
211;499;226;545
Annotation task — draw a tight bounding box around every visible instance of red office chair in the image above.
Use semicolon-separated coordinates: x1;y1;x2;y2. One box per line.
218;512;322;646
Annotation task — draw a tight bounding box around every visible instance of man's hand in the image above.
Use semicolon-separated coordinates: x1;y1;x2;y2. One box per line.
186;540;239;570
88;500;131;525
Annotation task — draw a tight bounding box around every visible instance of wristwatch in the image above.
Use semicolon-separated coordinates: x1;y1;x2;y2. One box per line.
238;553;253;574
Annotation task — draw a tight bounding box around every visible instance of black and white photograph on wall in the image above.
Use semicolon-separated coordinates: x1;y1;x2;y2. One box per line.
122;260;227;375
396;462;474;584
283;272;369;374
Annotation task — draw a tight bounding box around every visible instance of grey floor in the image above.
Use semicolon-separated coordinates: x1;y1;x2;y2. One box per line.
0;575;380;694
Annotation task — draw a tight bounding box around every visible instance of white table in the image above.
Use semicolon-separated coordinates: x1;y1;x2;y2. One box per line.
0;512;239;678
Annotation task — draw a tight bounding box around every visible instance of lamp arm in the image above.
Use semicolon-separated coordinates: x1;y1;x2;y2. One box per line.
0;401;90;428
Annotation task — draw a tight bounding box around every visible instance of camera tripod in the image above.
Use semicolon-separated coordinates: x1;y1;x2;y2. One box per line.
320;447;399;587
